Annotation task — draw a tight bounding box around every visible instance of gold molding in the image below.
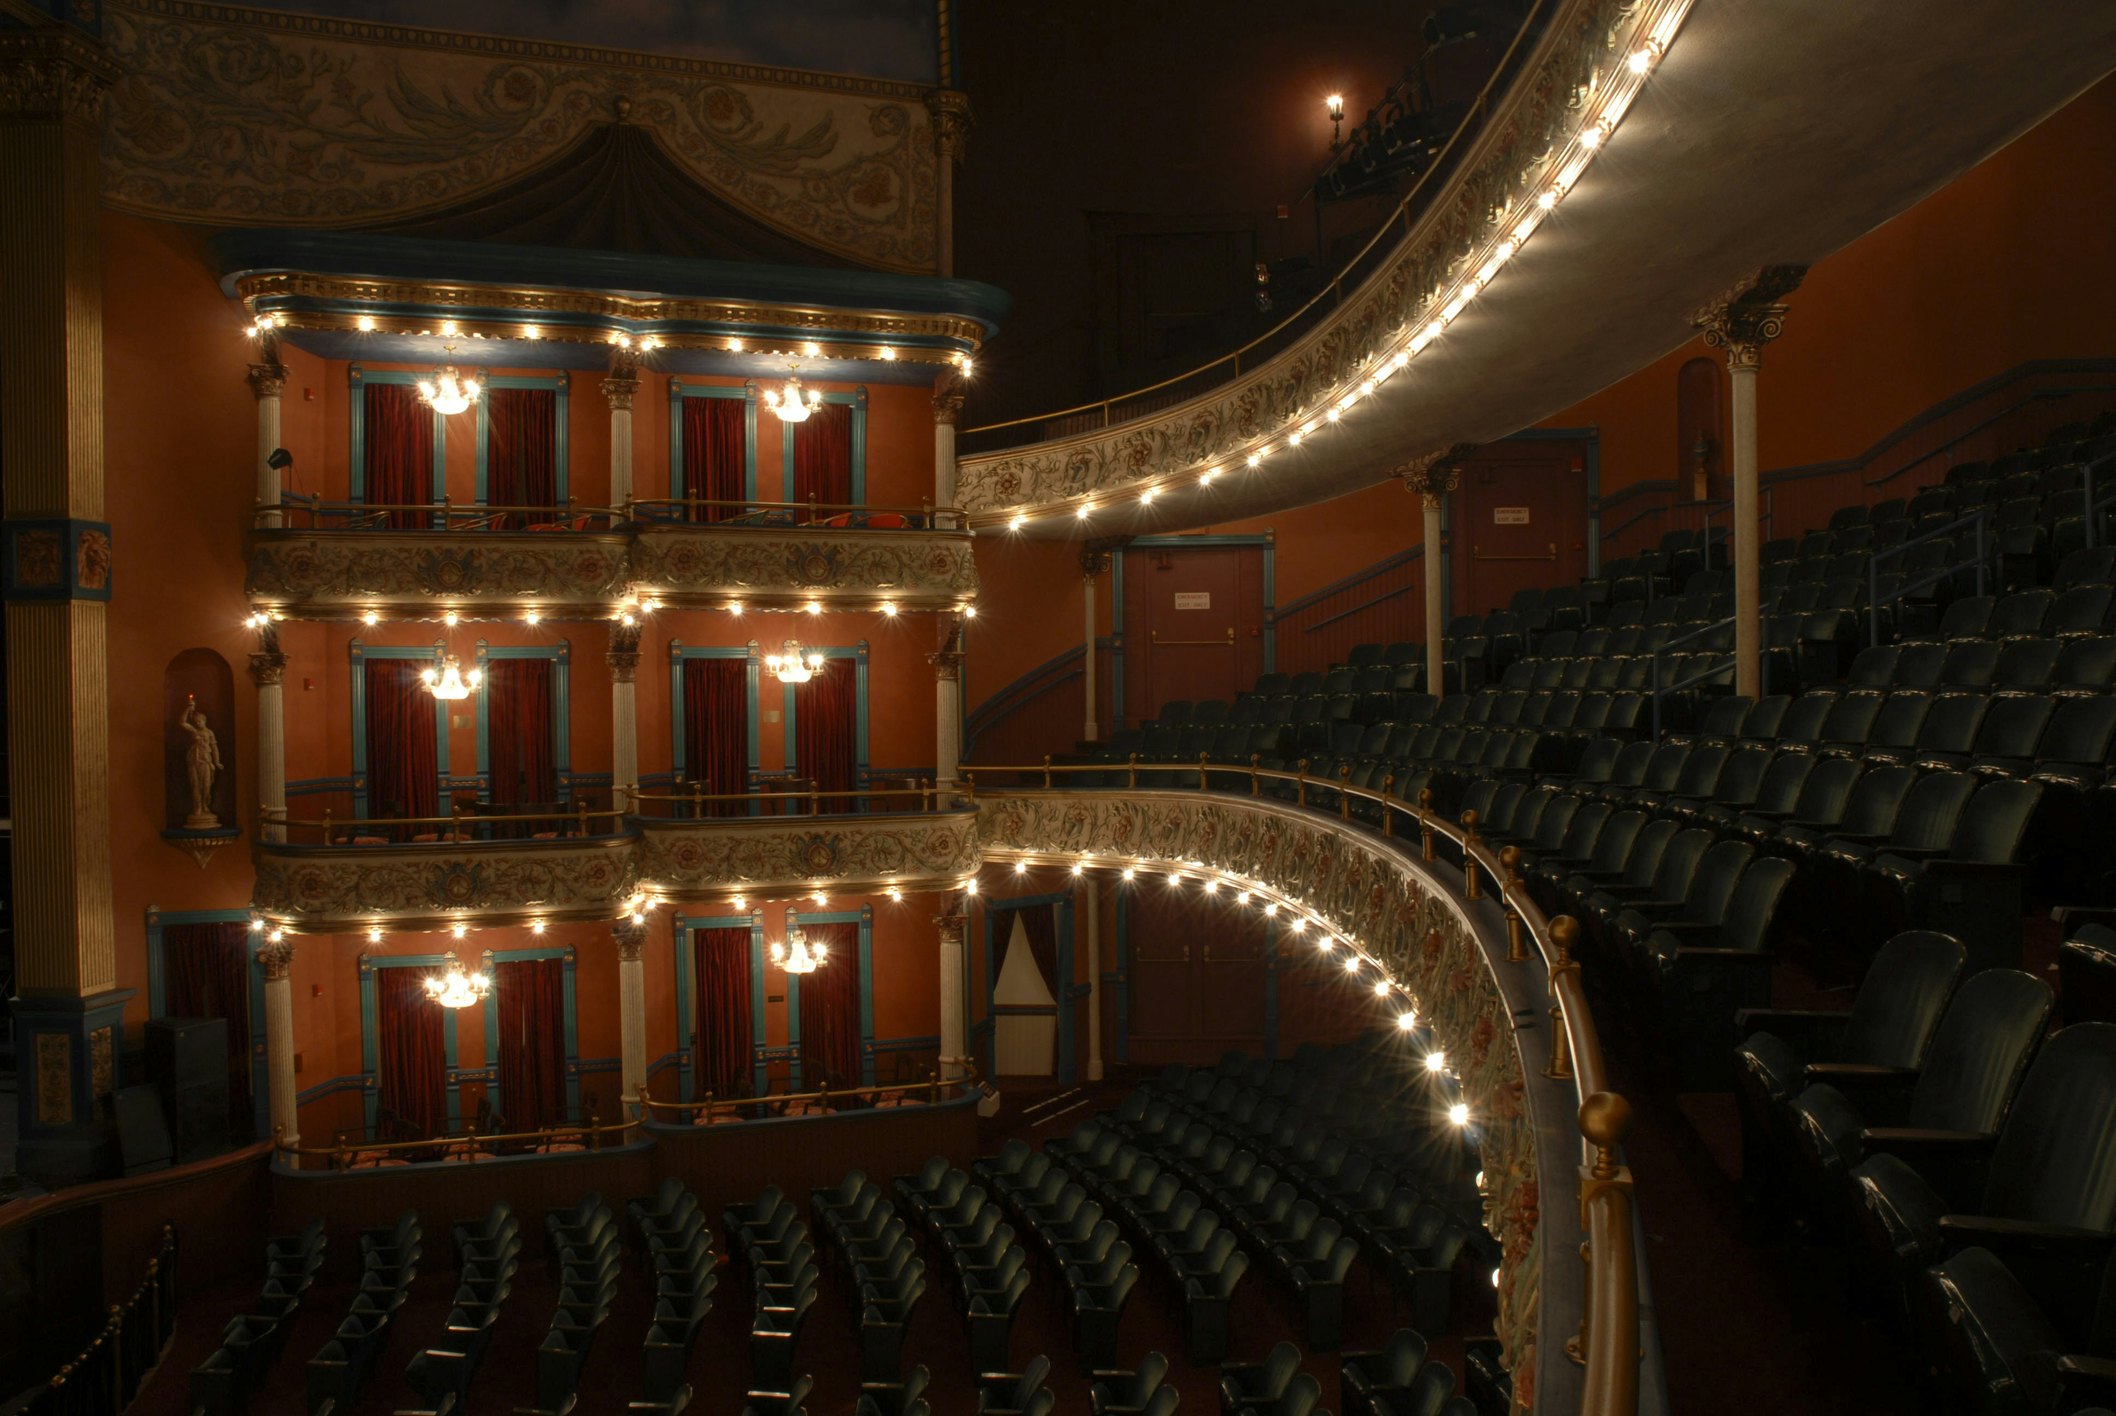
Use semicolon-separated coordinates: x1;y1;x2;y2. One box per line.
1693;264;1808;372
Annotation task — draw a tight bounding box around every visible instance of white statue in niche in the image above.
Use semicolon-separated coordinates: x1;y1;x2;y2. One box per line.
179;695;224;829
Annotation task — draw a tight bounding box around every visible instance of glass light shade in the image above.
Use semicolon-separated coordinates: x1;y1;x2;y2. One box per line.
423;969;490;1008
765;642;827;685
419;366;480;416
421;655;482;700
769;930;826;975
764;375;823;424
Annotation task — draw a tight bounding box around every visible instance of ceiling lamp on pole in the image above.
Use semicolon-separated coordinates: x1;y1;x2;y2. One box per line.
763;364;823;424
424;967;491;1009
769;928;828;975
765;640;827;685
418;344;482;416
421;652;483;700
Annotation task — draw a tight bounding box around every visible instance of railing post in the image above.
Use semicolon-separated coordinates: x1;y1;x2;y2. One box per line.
1338;766;1353;819
1544;916;1578;1081
450;799;462;841
1128;753;1139;789
1501;845;1526;962
1042;755;1052;789
1198;752;1210;792
1381;774;1396;837
1418;788;1435;862
1461;810;1482;900
1249;754;1260;797
1296;759;1309;808
577;800;589;837
322;806;332;844
1575;1091;1638;1415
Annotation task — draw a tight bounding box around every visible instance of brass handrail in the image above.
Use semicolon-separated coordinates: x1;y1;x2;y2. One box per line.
959;0;1552;440
257;494;967;530
627;495;965;529
625;783;953;815
961;759;1641;1415
634;1060;985;1126
268;801;626;842
275;1114;642;1170
41;1223;176;1405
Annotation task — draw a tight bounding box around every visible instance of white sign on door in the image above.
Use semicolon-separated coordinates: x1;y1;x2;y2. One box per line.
1494;507;1531;525
1173;592;1212;609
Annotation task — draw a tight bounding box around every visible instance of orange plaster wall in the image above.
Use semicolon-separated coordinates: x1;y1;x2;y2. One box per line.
1541;74;2116;501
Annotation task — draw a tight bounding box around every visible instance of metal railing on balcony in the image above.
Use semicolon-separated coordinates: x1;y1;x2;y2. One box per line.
13;1224;178;1416
256;495;964;532
633;1060;984;1128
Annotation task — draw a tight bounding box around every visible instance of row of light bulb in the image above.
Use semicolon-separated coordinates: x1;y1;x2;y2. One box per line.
1001;12;1684;534
249;599;976;630
976;854;1474;1127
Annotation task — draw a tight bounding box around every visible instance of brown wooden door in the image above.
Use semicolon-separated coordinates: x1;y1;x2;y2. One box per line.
1451;443;1591;617
1126;890;1267;1065
1122;542;1267;729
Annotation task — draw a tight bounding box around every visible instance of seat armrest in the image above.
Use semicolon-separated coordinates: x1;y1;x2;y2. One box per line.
2056;1354;2116;1404
1672;947;1774;964
1802;1063;1917;1089
1858;1127;1994;1153
1936;1215;2114;1251
1734;1008;1851;1052
1873;844;1949;862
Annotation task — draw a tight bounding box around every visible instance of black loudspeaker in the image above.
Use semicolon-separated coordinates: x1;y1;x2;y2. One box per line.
146;1017;230;1162
113;1085;174;1176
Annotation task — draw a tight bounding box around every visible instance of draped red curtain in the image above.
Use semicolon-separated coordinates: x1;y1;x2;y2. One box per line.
682;657;749;815
494;957;567;1130
796;923;862;1091
365;660;439;825
692;927;753;1100
486;658;556;811
1017;904;1061;999
485;387;558;526
794;664;858;812
792;401;853;509
376;966;447;1138
364;383;435;529
162;921;254;1134
682;397;747;521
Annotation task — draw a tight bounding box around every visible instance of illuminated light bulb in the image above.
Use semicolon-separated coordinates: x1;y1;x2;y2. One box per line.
1287;430;1303;446
356;315;377;333
1121;866;1136;881
1168;869;1185;883
524;609;541;626
619;613;638;628
1373;979;1390;998
732;895;747;910
1140;486;1157;503
812;891;827;906
631;910;646;925
965;879;979;896
268;928;286;943
1317;935;1335;951
1262;902;1279;918
1325;407;1341;422
1425;1051;1447;1073
728;338;745;353
881;601;898;617
1077;502;1094;519
804;601;822;615
1071;861;1084;877
1397;1010;1418;1031
728;601;744;615
523;324;542;339
963;606;978;619
444;610;459;627
367;927;382;943
1235;890;1251;905
1245;453;1261;468
1538;189;1559;211
250;919;266;933
452;922;468;940
1343;955;1360;974
1628;41;1660;74
803;342;821;358
886;886;903;901
1425;320;1446;341
1202;878;1218;894
1449;1102;1470;1126
1014;860;1029;875
1580;124;1604;149
1200;467;1220;484
1288;916;1305;934
1008;515;1026;531
1391;350;1410;370
531;920;546;935
1361;379;1377;396
879;347;897;360
441;321;459;338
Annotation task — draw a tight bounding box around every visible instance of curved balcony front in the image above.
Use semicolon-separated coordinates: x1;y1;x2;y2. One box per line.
252;792;981;931
245;501;978;618
970;768;1665;1416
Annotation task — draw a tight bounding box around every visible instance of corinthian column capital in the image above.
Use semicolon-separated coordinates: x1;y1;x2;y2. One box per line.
257;940;295;981
1693;265;1808;373
1397;443;1478;508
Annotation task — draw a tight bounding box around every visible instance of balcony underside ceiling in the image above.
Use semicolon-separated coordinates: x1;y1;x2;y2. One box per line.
996;1;2116;536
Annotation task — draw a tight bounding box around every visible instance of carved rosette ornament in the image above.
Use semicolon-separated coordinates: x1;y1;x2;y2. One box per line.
607;620;642;684
1398;444;1477;508
931;367;967;426
257;940;295;982
248;648;287;687
1693;264;1808;372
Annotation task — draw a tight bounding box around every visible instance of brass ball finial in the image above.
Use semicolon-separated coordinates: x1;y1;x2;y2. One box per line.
1579;1090;1633;1147
1460;808;1479;831
1500;844;1521;874
1418;788;1432;807
1550;915;1579;952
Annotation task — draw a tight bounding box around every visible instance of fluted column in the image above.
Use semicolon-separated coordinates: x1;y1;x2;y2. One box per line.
608;621;641;807
1401;448;1470;699
259;938;298;1147
2;27;127;1183
603;357;638;509
926;90;972;278
615;920;648;1110
931;618;965;789
249;625;287;842
936;911;967;1079
248;350;287;527
1083;877;1104;1082
1696;267;1807;699
1081;549;1109;743
933;368;964;523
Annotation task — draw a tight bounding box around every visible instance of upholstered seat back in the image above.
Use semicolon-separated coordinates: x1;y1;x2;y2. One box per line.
1982;1022;2116;1230
1884;770;1977;851
1905;970;2054;1133
1842;931;1966;1068
1950;780;2042;863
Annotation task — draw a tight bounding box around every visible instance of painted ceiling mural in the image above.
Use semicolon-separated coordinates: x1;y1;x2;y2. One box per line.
100;0;942;273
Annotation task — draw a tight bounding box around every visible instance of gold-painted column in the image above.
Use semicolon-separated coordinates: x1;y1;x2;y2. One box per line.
1695;267;1806;700
925;90;972;278
1;27;127;1183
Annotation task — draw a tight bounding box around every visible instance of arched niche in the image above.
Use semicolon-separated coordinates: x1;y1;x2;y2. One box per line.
163;649;237;832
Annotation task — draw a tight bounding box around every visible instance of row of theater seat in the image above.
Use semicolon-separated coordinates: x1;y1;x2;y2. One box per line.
190;1216;326;1414
1332;1327;1469;1416
722;1187;818;1413
629;1178;716;1415
893;1161;1037;1374
510;1195;619;1416
307;1212;419;1415
810;1172;928;1388
1733;930;2116;1414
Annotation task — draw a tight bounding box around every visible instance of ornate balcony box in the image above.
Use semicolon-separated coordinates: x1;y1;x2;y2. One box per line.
246;525;630;618
633;806;980;895
627;521;976;612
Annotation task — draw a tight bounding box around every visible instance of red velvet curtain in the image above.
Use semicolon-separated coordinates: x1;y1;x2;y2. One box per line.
365;660;439;825
794;664;858;812
162;921;254;1134
486;387;557;526
494;957;567;1130
364;383;434;529
682;657;749;815
486;658;556;810
692;928;753;1100
796;923;862;1091
792;401;853;509
376;966;447;1138
682;397;747;521
1017;904;1061;999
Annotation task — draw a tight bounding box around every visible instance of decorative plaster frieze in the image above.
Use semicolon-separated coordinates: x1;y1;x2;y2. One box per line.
636;812;979;893
629;525;977;606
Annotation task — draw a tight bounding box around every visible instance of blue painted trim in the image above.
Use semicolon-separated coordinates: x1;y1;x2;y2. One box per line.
143;908;270;1135
781;906;875;1087
478;944;580;1117
473;373;571;506
780;642;871;793
472;641;572;803
672;911;763;1102
348;365;448;514
668;641;763;799
779;387;868;505
349;640;450;818
358;952;462;1129
981;889;1076;1082
296;1075;368;1107
669;380;760;504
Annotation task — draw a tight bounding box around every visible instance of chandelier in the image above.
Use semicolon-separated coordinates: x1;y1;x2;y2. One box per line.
421;652;483;700
769;929;829;975
424;968;491;1009
417;345;482;417
765;640;827;685
762;366;823;424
